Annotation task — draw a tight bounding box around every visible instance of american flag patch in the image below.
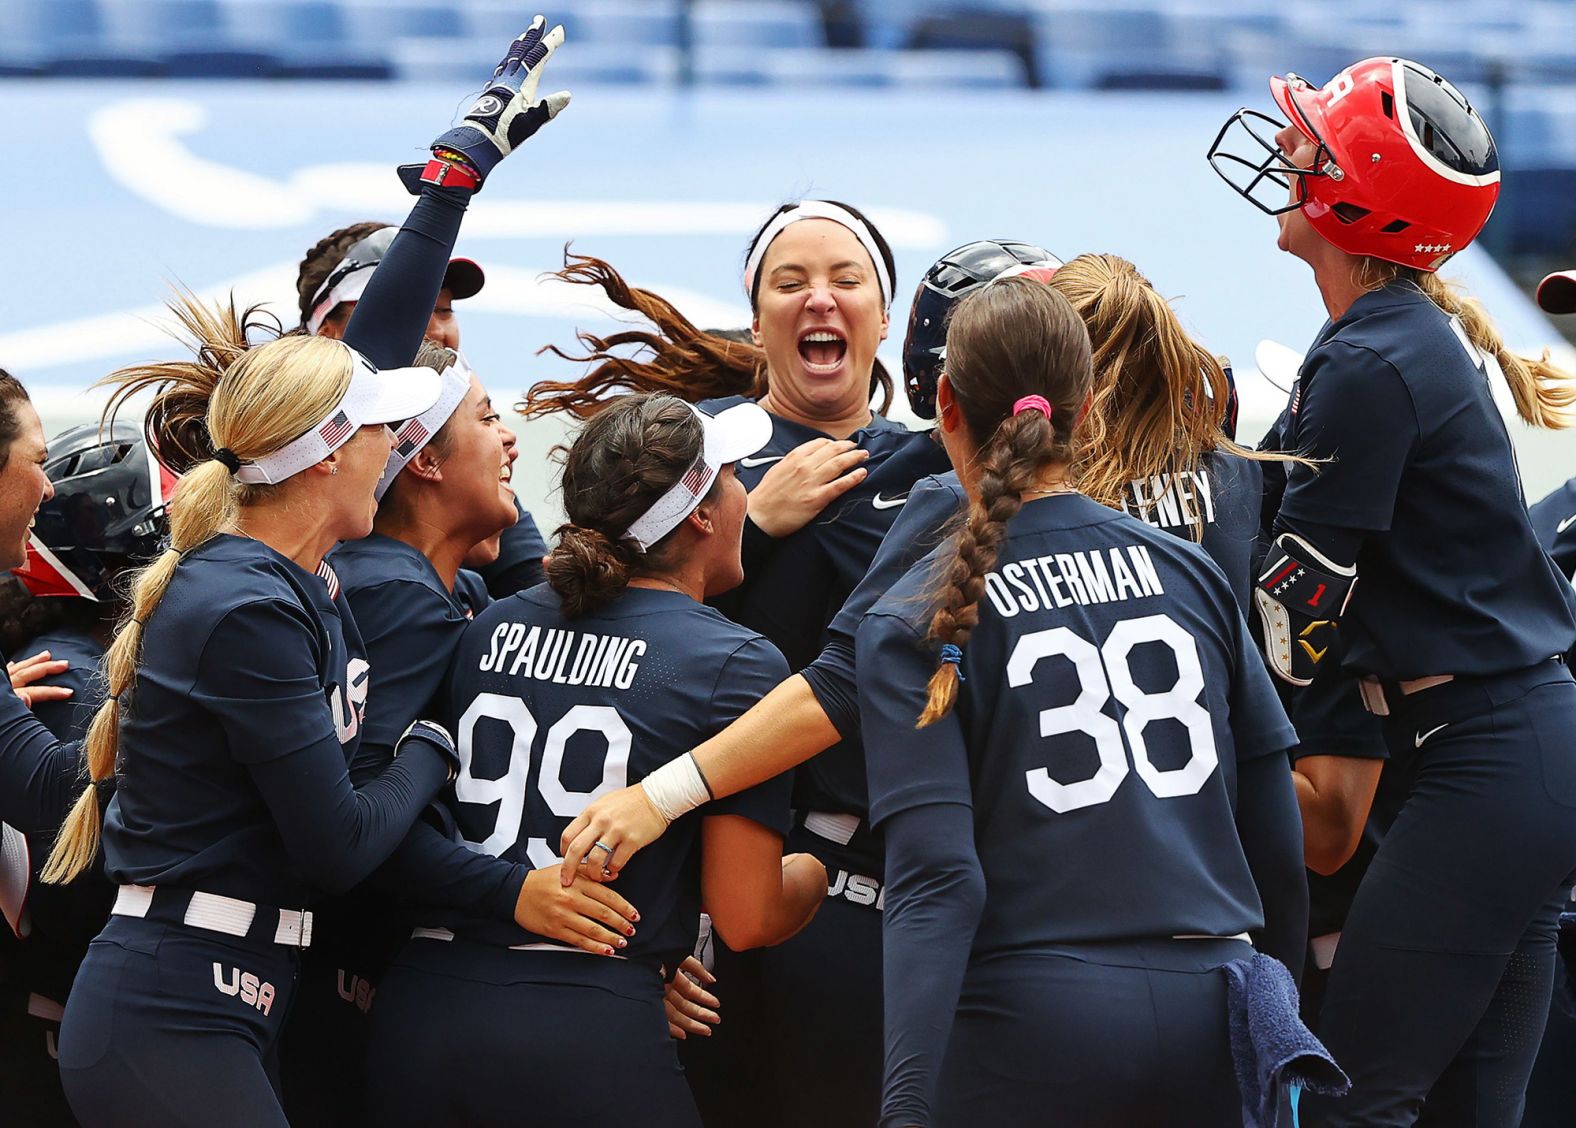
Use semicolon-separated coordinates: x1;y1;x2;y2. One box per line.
1290;383;1302;416
319;411;354;448
394;418;429;458
680;460;713;497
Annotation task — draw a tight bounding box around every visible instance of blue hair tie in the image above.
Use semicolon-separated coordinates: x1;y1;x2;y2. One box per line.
939;643;966;682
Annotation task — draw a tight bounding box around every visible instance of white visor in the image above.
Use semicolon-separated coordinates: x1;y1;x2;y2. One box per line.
1254;339;1305;394
622;401;774;552
307;265;378;335
742;201;893;308
374;362;474;500
235;350;442;486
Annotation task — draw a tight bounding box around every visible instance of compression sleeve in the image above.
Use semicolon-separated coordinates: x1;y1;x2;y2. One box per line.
0;683;84;835
879;801;985;1128
1236;751;1308;982
341;182;473;370
382;809;530;922
476;499;549;598
247;733;449;897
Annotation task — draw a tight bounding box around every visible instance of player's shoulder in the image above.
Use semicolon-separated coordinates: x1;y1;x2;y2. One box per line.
170;534;325;619
331;534;455;610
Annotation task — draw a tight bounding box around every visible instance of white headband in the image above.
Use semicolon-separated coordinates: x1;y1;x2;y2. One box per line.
742;201;892;308
234;350;442;486
622;401;774;552
374;361;474;500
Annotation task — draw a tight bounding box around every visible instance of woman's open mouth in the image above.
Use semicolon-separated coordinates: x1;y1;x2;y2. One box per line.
798;329;847;373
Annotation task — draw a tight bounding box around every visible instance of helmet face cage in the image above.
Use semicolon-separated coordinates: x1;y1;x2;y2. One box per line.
1208;92;1335;217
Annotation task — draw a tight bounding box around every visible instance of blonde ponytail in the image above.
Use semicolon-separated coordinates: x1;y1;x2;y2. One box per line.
43;294;353;883
1412;271;1575;428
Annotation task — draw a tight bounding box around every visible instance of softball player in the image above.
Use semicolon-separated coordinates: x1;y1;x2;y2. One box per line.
364;392;824;1128
861;276;1309;1126
1212;57;1576;1125
0;421;172;1125
23;299;455;1128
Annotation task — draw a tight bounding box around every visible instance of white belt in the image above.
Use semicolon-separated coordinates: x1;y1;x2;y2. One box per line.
1311;931;1341;971
112;884;313;948
803;810;860;846
410;926;626;960
1172;932;1253;943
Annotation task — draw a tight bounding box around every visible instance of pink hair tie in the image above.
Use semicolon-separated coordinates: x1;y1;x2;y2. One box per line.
1013;394;1053;418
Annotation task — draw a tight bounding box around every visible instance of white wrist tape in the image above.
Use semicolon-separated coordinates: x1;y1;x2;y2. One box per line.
641;753;711;824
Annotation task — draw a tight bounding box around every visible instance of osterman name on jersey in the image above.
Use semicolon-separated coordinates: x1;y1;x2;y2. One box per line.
477;621;647;689
984;544;1164;618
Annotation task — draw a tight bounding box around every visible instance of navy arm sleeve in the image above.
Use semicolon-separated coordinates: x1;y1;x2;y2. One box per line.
802;477;962;740
859;609;981;1128
381;809;530;922
1236;753;1308;983
878;802;984;1128
0;683;83;835
476;499;549;599
192;601;450;895
342;182;473;369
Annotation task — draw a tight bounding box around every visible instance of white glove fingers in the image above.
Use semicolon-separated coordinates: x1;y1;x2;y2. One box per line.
542;90;571;120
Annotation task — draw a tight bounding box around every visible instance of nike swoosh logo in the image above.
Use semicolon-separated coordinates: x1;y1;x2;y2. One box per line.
1558;513;1576;535
1415;723;1449;749
872;493;908;510
739;455;784;469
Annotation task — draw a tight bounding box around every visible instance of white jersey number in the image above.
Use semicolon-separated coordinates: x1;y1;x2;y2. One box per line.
1009;614;1218;814
455;693;631;865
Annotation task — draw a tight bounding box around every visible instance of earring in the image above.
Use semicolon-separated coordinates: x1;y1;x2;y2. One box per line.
330;465;338;476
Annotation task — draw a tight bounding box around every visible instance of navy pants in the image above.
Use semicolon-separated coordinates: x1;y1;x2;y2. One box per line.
938;939;1249;1127
1303;664;1576;1128
58;915;300;1128
682;824;883;1128
365;936;698;1128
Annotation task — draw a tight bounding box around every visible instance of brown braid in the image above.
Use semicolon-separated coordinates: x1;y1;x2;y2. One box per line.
295;221;390;330
917;277;1092;726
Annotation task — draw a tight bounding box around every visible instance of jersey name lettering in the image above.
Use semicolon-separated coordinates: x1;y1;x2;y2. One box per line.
478;622;647;690
984;545;1164;618
1125;470;1216;531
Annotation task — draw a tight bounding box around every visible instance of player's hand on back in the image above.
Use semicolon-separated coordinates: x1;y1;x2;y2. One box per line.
746;438;869;538
6;650;72;709
398;13;571;194
558;782;671;886
664;956;721;1040
515;866;640;956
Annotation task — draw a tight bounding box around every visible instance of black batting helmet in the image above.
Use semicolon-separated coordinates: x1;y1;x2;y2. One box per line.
902;240;1063;418
13;422;175;601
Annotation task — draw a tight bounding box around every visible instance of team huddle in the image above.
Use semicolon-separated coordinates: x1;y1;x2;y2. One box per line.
2;16;1576;1128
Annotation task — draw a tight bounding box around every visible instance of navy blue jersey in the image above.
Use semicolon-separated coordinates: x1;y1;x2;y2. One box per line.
860;494;1297;949
332;534;472;763
453;568;491;618
1276;283;1576;677
430;585;793;968
22;625;106;745
1531;476;1576;581
1124;449;1263;609
102;534;440;906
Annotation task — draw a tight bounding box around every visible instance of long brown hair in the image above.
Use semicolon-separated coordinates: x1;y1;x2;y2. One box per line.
1050;254;1293;532
918;278;1093;726
521;202;898;420
546;393;718;618
0;368;33;472
43;297;356;884
1362;260;1574;428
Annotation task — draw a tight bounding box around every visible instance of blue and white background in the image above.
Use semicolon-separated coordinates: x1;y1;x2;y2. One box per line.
3;39;1572;523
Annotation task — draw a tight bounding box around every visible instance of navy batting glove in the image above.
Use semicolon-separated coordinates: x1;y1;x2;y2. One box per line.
397;719;461;782
398;14;571;194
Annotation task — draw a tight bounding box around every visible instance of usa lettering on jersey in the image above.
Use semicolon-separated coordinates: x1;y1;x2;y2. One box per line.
984;545;1165;618
478;622;646;690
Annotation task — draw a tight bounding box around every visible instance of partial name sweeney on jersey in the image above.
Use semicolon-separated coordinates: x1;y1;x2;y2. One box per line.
477;622;647;689
1125;469;1215;530
985;544;1164;618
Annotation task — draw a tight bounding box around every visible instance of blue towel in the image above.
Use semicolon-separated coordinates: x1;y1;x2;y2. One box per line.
1225;953;1350;1128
